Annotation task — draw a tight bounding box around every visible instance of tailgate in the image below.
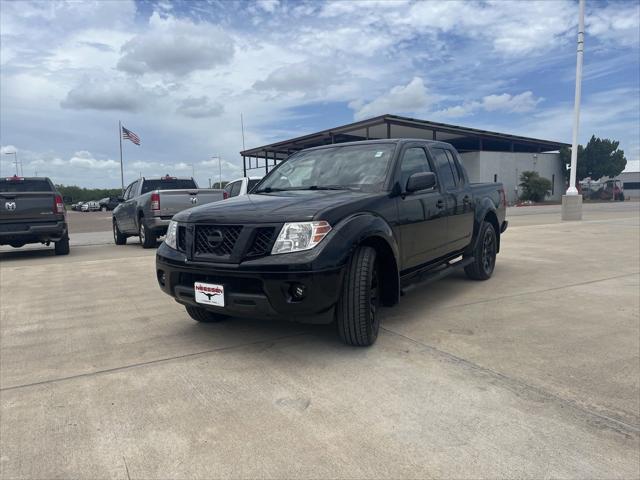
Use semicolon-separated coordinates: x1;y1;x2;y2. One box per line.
156;189;223;216
0;192;56;221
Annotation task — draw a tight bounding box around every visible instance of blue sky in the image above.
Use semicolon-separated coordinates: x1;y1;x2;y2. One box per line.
1;0;639;187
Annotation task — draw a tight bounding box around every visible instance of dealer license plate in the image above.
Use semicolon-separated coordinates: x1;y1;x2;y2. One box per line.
194;282;225;307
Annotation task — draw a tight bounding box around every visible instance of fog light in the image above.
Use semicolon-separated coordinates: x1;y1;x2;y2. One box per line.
157;270;166;287
290;283;306;301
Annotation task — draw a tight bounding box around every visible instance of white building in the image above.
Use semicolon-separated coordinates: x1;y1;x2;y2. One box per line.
618;170;640;199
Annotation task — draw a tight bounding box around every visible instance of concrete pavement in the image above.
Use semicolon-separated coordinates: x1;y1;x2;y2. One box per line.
1;203;638;478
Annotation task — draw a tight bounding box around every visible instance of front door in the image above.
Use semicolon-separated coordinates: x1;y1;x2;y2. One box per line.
395;145;449;271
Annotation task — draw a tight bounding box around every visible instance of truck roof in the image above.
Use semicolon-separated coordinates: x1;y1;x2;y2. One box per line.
301;138;451;153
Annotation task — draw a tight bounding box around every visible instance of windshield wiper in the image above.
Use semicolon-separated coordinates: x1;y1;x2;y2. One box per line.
253;187;292;193
298;185;350;191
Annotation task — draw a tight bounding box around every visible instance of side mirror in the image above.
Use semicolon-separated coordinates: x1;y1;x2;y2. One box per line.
406;172;437;192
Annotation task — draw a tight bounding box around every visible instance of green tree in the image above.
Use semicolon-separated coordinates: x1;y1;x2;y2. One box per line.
519;171;552;202
560;135;627;186
55;185;122;204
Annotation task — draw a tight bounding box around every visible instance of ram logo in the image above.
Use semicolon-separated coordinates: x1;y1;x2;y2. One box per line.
5;201;16;211
190;196;198;205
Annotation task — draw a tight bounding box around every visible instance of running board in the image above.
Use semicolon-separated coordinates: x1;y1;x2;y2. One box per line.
401;256;474;295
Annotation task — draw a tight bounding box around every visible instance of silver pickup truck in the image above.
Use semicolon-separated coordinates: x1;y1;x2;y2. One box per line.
112;176;223;248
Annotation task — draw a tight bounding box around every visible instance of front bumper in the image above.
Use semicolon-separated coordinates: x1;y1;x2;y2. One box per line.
156;244;343;324
0;220;67;245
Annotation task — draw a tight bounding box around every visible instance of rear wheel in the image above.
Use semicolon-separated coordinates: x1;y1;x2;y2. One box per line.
464;221;497;280
185;305;228;323
113;219;127;245
54;234;70;255
139;217;157;248
336;246;380;347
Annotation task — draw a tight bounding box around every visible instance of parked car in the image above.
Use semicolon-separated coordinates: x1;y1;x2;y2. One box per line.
112;176;223;248
99;196;122;211
156;139;507;346
223;177;262;199
81;201;100;212
0;175;70;255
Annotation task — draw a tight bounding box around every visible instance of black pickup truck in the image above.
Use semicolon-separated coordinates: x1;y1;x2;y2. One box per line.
156;139;507;346
0;176;69;255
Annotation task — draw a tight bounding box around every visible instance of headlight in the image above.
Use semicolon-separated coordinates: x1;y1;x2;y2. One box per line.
165;220;178;249
271;221;332;254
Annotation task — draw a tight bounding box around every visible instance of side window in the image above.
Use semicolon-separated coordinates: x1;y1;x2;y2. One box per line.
223;183;233;196
431;148;457;190
127;181;138;200
230;181;242;197
123;183;133;200
400;147;432;189
444;150;464;184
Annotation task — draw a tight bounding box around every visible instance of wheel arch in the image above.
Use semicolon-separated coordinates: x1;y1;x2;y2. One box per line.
359;235;400;307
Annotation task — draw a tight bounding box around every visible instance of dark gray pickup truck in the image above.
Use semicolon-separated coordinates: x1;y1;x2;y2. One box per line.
156;139;507;346
0;176;69;255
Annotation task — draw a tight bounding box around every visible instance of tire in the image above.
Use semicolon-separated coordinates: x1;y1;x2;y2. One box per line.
464;221;497;281
139;217;157;248
185;305;228;323
54;234;70;255
113;219;127;245
336;246;380;347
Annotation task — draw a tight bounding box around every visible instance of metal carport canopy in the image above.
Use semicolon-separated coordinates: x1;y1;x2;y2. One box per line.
239;114;570;176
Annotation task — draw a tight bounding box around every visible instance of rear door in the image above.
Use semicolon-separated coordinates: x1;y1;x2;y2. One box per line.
395;144;449;270
0;178;56;222
429;147;474;251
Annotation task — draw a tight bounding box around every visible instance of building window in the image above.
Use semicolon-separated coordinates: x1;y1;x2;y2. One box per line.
552;174;555;195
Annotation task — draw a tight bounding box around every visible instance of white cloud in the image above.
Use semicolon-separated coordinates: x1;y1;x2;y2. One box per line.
437;91;543;118
255;0;279;13
587;2;640;47
350;77;437;120
61;77;158;112
176;96;224;118
68;151;119;169
253;61;339;93
117;13;234;76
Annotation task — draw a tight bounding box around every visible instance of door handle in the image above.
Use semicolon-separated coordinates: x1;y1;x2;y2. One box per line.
436;199;445;209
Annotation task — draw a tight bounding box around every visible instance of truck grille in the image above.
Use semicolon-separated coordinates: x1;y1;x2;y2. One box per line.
194;225;242;256
246;227;276;257
177;226;186;252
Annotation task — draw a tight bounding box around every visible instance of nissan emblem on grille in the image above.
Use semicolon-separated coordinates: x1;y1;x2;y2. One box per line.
206;230;223;247
5;202;16;211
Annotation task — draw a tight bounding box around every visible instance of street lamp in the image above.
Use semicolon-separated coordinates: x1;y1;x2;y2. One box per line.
562;0;585;221
212;155;222;188
3;151;20;176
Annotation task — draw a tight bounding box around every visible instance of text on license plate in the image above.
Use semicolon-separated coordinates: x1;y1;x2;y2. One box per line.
194;282;225;307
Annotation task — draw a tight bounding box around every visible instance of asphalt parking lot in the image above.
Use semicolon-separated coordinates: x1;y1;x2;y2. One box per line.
1;202;639;479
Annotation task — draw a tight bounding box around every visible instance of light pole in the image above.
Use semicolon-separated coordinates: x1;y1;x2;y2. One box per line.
212;155;222;188
562;0;585;220
4;151;20;176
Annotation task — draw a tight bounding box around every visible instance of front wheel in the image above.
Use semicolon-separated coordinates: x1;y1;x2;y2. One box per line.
464;221;497;280
113;219;127;245
336;246;380;347
139;218;157;248
185;305;228;323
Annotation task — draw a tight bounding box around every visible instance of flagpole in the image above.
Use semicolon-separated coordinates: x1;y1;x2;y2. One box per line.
119;120;124;195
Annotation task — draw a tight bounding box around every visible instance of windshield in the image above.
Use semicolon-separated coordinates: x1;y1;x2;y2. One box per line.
141;178;197;194
0;178;52;192
255;144;395;193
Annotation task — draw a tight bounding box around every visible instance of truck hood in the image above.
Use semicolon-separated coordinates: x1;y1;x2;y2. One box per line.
174;190;377;224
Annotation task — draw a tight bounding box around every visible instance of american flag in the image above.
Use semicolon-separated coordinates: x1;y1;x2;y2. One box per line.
122;126;141;146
